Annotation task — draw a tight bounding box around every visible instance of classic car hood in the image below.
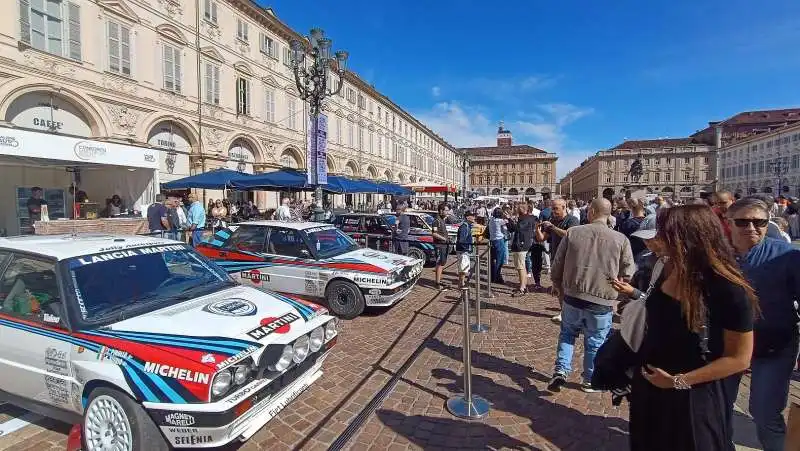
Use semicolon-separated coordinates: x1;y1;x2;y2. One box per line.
110;286;324;343
330;248;421;273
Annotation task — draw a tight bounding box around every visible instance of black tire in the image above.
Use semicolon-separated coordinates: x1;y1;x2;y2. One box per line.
325;280;366;319
82;387;169;451
407;247;426;263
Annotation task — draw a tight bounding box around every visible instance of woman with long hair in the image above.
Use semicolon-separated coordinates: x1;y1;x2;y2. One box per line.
620;205;758;450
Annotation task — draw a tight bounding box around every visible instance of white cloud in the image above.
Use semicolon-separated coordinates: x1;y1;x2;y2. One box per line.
431;86;441;97
415;101;595;180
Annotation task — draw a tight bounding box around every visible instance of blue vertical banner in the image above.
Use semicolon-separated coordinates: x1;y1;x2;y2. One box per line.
306;114;328;185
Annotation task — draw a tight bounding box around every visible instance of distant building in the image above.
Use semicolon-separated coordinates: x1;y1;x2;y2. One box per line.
559;138;714;202
460;123;558;199
718;121;800;197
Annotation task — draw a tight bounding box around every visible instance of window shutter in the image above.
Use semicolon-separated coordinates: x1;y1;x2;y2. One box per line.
204;63;212;103
259;33;266;54
120;25;131;75
211;1;217;21
243;22;248;40
174;48;182;93
213;65;220;104
67;2;81;60
108;22;119;72
19;0;31;44
163;46;174;91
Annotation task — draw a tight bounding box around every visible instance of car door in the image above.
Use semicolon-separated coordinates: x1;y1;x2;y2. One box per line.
0;252;78;412
262;227;318;297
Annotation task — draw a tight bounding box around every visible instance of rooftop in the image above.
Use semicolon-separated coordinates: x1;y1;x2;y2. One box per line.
459;144;554;157
0;234;177;260
713;108;800;127
610;137;699;150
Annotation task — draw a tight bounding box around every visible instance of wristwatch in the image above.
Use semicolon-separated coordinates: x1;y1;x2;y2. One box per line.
672;374;691;390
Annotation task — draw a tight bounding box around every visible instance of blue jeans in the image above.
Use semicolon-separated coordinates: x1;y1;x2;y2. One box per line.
554;299;613;382
191;228;204;247
490;239;506;282
724;338;800;451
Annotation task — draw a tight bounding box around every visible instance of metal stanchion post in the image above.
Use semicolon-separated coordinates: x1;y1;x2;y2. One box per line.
447;287;490;419
485;241;495;299
471;244;490;333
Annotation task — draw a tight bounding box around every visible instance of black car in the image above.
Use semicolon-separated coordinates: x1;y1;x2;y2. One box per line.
332;213;438;265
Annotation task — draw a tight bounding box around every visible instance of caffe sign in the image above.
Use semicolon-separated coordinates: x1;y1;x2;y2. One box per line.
74;141;108;161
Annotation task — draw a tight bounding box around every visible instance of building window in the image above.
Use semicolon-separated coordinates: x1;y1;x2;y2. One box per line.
236;77;250;116
606;176;612;183
666;158;672;164
203;0;218;23
369;131;374;154
203;62;220;105
162;44;182;93
683;172;690;181
377;136;383;156
20;0;82;60
655;173;661;183
107;21;131;76
264;88;275;123
665;173;671;182
684;157;690;164
528;175;533;184
236;19;248;42
259;33;276;58
286;97;297;130
358;127;364;149
336;117;342;144
703;156;709;164
348;121;354;147
282;46;292;67
357;94;366;109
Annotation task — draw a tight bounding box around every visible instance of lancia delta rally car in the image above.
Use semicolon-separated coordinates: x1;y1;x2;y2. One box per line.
0;234;336;450
196;221;424;319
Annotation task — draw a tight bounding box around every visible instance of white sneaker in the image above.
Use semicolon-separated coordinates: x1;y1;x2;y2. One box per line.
551;313;562;323
527;273;533;278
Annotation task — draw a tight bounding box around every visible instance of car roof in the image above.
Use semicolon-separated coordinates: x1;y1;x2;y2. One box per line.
236;220;334;230
0;234;180;261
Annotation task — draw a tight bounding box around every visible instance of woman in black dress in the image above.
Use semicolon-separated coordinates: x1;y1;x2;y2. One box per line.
627;205;758;450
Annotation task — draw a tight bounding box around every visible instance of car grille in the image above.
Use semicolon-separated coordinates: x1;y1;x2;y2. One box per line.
251;353;319;405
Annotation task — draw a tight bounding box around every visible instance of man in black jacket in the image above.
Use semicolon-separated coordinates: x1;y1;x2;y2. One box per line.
508;203;537;296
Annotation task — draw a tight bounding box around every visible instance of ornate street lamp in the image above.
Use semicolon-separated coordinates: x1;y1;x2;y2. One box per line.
457;150;470;199
768;157;790;195
290;28;349;221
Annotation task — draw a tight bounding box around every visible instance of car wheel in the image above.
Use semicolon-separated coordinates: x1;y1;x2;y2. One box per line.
83;387;169;451
325;280;366;319
407;247;426;263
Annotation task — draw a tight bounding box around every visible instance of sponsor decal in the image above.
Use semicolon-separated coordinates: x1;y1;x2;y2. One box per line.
42;313;61;324
167;427;199;434
203;299;257;317
267;381;310;418
225;380;268;404
71;271;88;318
246;312;300;340
45;374;70;405
173;435;213;446
201;354;216;364
216;345;259;371
353;275;390;285
368;289;381;295
164;412;196;427
362;251;387;259
143;362;211;385
365;295;384;305
44;347;69;376
240;269;269;284
97;347;131;366
304;225;335;234
76;244;187;266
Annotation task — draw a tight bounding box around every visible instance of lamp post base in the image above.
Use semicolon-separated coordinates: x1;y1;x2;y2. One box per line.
446;395;490;419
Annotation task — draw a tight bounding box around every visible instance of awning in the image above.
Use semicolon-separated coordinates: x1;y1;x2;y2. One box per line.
404;182;457;193
227;168;309;190
161;168;252;189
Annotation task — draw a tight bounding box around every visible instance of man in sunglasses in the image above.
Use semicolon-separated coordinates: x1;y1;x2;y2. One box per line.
724;197;800;451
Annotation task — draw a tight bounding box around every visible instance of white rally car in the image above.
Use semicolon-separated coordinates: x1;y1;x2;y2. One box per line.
196;221;424;319
0;234;336;450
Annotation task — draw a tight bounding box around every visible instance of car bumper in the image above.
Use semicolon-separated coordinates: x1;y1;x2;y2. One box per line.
363;276;419;306
146;346;333;448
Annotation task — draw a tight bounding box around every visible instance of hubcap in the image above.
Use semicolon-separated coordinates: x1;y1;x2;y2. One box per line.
84;395;133;451
334;287;354;307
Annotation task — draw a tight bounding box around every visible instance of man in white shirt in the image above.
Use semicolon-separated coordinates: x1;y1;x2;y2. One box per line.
276;197;292;221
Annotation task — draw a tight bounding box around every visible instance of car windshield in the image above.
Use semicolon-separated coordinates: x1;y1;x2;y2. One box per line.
420;214;435;227
303;226;359;259
64;243;234;326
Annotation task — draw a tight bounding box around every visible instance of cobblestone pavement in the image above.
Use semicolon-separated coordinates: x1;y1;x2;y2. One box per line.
0;264;784;450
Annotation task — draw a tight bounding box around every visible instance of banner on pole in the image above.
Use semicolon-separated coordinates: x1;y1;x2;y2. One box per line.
306;114;328;185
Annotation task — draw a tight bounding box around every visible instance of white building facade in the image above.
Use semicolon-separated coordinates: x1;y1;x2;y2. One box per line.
0;0;461;208
718;122;800;197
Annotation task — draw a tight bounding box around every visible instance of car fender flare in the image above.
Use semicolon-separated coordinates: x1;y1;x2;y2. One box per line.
73;360;141;410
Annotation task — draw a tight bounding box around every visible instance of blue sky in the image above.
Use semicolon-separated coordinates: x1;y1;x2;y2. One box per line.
265;0;800;178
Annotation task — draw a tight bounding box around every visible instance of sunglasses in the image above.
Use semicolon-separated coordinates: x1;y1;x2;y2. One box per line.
732;218;769;228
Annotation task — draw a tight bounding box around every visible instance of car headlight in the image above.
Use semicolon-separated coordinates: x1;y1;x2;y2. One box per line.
309;327;324;352
270;344;294;372
292;335;310;363
325;319;337;341
211;371;232;397
233;365;249;385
